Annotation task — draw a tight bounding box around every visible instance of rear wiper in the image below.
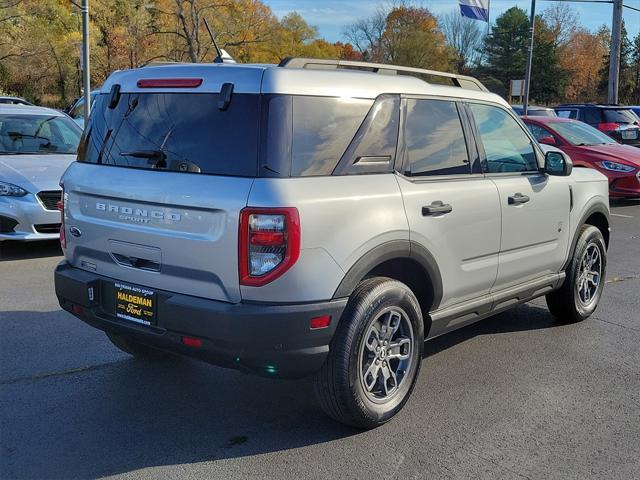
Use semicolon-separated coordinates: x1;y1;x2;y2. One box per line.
120;149;167;169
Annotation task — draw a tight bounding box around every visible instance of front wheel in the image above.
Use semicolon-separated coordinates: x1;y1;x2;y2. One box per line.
314;277;424;429
546;225;607;323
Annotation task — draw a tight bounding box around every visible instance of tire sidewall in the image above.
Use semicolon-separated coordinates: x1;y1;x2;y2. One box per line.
346;281;424;425
569;226;607;320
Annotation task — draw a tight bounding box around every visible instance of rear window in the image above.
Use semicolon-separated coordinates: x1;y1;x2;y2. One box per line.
78;92;260;176
602;108;639;124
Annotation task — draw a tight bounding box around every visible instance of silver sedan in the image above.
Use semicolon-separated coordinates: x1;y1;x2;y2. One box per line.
0;104;82;241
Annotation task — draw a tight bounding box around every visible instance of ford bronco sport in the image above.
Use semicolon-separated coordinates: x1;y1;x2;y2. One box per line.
54;58;610;428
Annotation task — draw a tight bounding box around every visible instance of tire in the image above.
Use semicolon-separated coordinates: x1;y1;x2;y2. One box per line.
314;277;424;429
106;332;173;360
546;225;607;323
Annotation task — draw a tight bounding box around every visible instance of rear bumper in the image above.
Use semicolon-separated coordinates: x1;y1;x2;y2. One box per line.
54;262;347;378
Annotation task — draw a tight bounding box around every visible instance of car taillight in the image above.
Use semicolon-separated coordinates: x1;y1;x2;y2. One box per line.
57;190;66;249
239;207;300;287
598;122;622;132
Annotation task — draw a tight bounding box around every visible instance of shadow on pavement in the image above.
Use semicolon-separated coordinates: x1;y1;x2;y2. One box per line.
1;302;559;479
0;240;62;261
424;302;558;358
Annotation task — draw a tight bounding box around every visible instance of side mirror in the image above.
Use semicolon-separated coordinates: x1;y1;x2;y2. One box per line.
538;136;556;146
545;150;572;176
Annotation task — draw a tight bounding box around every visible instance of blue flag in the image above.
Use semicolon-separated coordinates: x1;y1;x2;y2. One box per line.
459;0;489;22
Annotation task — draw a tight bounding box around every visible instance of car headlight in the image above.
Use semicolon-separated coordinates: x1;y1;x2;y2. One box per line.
598;161;636;173
0;181;28;196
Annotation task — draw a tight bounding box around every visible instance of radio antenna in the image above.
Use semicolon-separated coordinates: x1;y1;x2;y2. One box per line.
203;18;223;62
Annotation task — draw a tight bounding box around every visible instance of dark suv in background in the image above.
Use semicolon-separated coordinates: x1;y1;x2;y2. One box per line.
554;104;640;146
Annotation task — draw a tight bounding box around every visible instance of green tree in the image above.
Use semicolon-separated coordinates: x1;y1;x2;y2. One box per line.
529;16;568;104
630;32;640;103
482;7;530;97
598;22;632;101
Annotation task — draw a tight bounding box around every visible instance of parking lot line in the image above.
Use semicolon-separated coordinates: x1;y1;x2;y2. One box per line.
610;213;634;218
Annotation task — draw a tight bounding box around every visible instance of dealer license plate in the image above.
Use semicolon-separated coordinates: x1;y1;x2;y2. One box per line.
114;282;156;326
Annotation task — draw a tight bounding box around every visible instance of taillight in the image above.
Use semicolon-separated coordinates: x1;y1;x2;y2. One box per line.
598;122;622;132
239;207;300;287
57;189;66;249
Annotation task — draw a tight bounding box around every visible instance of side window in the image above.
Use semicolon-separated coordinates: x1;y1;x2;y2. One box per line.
291;97;372;176
583;108;601;124
404;98;470;176
469;103;538;173
556;109;576;119
526;123;554;142
335;95;400;175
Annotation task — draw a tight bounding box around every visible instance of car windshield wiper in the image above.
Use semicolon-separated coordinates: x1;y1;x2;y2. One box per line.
120;149;167;169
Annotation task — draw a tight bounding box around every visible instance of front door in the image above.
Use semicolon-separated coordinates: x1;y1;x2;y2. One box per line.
467;102;571;291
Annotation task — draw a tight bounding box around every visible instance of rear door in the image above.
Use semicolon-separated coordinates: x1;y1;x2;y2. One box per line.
467;102;571;291
396;97;501;309
63;70;264;303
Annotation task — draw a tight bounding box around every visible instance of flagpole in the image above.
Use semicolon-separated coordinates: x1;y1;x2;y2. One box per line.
487;0;491;36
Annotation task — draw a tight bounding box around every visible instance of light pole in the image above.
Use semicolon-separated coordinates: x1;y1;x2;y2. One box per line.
608;0;623;104
81;0;91;123
522;0;536;116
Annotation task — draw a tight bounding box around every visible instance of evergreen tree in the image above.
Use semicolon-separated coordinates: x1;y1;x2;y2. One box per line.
529;16;568;104
482;7;529;97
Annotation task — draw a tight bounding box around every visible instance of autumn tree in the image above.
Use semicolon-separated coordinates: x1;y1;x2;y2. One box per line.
345;3;453;71
559;28;608;102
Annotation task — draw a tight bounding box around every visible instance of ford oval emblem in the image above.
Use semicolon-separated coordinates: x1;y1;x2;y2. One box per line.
69;226;82;238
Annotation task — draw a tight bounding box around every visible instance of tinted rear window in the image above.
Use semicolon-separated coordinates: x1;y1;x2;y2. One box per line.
290;97;373;176
78;93;259;176
602;109;639;124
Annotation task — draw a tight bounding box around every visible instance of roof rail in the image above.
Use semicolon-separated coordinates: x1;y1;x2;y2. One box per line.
278;57;488;92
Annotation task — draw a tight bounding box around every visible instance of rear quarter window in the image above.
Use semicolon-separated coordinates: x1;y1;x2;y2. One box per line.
290;97;373;176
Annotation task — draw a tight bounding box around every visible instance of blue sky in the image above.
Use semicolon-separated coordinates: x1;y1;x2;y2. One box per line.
264;0;640;42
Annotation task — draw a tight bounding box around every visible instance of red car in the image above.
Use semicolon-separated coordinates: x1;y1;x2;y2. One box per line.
523;116;640;198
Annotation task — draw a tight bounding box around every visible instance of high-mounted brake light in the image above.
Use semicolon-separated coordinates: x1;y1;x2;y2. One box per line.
239;207;300;287
137;78;203;88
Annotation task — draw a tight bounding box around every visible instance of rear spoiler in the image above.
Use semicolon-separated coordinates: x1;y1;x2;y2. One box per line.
279;57;488;92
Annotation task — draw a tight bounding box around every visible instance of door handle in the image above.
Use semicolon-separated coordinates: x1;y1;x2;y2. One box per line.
422;201;453;216
508;193;530;205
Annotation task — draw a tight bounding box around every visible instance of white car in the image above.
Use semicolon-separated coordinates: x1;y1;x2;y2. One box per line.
0;104;82;241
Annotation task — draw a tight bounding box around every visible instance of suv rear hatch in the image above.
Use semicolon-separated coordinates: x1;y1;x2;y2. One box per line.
62;65;265;303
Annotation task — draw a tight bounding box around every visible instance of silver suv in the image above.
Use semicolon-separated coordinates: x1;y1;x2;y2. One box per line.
54;58;610;428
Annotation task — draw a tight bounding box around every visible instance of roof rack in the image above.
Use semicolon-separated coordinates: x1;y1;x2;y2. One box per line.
278;57;488;92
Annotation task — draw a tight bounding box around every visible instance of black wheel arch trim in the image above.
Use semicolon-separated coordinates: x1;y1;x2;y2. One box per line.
563;203;610;271
332;240;444;312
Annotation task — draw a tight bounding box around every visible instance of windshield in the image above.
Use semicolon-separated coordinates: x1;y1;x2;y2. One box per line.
0;114;81;154
78;93;260;176
550;121;617;146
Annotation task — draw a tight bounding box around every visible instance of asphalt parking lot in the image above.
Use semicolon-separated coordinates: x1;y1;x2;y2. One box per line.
1;200;638;480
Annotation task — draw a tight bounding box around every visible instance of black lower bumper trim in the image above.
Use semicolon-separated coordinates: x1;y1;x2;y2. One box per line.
54;262;347;378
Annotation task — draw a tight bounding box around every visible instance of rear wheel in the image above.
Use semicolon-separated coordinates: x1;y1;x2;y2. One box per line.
546;225;607;323
314;277;424;429
106;332;173;360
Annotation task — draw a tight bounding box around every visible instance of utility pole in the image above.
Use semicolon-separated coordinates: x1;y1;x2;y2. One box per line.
607;0;623;104
522;0;536;116
81;0;91;123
